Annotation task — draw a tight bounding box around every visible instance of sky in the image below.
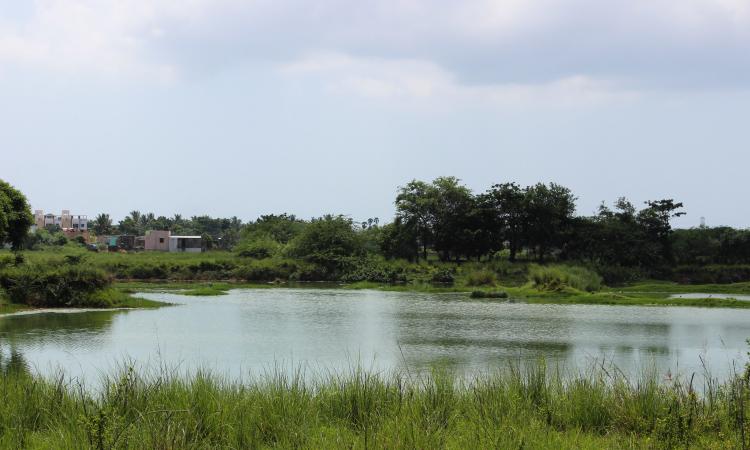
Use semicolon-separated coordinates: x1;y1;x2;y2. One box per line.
1;0;749;227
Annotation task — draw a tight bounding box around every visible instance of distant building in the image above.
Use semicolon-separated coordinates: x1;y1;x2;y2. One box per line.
96;235;141;251
34;209;88;232
169;235;202;253
144;230;202;253
144;230;171;251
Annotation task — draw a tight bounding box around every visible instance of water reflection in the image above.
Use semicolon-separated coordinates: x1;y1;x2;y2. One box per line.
0;310;125;348
0;289;747;383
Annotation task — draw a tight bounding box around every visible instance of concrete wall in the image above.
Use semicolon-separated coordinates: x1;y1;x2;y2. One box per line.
168;236;202;253
144;230;171;251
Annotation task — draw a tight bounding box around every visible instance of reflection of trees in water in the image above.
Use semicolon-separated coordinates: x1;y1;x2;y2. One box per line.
392;297;574;372
0;310;126;347
0;348;31;377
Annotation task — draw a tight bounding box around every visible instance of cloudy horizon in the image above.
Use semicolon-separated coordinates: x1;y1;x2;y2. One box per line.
2;0;749;227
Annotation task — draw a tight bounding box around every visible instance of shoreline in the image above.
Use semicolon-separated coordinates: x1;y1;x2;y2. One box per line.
3;279;750;316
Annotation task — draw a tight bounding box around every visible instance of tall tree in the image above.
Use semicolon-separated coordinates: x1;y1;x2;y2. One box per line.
429;176;476;261
92;213;113;235
524;183;576;262
484;182;527;262
0;180;33;250
395;180;436;261
637;199;685;264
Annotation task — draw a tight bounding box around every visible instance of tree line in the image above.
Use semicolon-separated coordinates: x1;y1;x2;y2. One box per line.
3;177;750;282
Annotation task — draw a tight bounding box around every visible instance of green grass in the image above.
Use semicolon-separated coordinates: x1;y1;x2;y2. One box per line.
9;249;750;309
1;356;749;448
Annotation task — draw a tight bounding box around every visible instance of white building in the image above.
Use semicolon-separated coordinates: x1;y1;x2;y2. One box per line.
168;236;203;253
34;210;88;231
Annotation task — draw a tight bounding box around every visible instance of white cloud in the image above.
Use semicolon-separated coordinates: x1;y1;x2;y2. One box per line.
0;0;748;89
281;52;636;107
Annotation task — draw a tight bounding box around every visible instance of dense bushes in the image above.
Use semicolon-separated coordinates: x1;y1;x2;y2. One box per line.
0;263;111;307
528;264;602;292
670;264;750;284
463;269;497;287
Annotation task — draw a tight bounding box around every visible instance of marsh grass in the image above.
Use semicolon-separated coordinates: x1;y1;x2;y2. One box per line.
2;354;750;449
528;264;603;292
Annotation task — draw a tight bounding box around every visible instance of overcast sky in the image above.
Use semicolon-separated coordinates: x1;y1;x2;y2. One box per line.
2;0;749;227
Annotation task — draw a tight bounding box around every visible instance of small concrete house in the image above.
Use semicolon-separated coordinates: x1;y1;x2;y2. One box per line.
144;230;202;252
169;236;202;253
144;230;171;251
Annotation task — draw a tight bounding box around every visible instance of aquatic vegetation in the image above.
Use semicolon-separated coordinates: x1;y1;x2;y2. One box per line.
1;355;750;448
528;264;603;292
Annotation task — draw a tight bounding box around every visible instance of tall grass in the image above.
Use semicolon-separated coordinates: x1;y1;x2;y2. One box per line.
1;354;750;448
528;264;603;292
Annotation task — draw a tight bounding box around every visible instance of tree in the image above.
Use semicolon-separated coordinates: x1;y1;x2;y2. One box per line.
484;182;527;262
395;180;436;261
637;199;685;264
243;214;305;244
92;213;113;235
379;218;419;261
0;180;33;250
524;183;576;262
428;176;476;261
288;215;364;276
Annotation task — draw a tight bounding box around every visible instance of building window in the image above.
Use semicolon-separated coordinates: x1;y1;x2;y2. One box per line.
159;238;164;243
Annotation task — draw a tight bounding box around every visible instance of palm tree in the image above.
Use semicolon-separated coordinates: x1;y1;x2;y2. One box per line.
92;213;113;235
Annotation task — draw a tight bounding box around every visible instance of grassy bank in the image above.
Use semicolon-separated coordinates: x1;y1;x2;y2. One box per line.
1;355;749;449
112;279;750;309
7;249;750;309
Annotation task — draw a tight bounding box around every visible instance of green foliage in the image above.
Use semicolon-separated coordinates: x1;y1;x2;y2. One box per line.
430;268;455;284
0;179;33;250
242;213;305;244
464;269;497;287
470;290;508;299
235;234;281;259
287;215;365;277
528;264;603;292
23;228;69;249
0;357;749;448
0;263;111;307
92;213;113;235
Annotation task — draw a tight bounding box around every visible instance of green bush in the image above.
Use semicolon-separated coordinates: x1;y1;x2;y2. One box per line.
231;259;301;282
430;268;455;284
464;269;497;287
469;290;508;299
528;264;602;292
340;258;410;284
235;234;281;259
671;264;750;284
0;264;112;307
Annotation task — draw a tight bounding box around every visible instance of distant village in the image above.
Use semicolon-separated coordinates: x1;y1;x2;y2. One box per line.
32;210;203;253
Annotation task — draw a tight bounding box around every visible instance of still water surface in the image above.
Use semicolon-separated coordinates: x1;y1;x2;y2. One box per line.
1;289;749;382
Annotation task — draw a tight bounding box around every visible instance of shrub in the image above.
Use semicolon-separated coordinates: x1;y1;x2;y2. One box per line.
464;269;497;287
0;264;112;307
528;264;602;292
430;268;455;284
287;215;365;277
231;259;300;282
340;258;410;284
670;264;750;284
235;234;281;259
470;290;508;299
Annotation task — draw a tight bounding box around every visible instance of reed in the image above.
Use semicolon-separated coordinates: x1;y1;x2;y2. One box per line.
1;354;749;448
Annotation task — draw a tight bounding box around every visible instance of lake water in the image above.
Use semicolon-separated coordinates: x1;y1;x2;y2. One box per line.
1;288;749;383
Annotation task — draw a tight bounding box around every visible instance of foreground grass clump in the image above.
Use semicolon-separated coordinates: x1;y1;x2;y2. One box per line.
2;355;750;449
